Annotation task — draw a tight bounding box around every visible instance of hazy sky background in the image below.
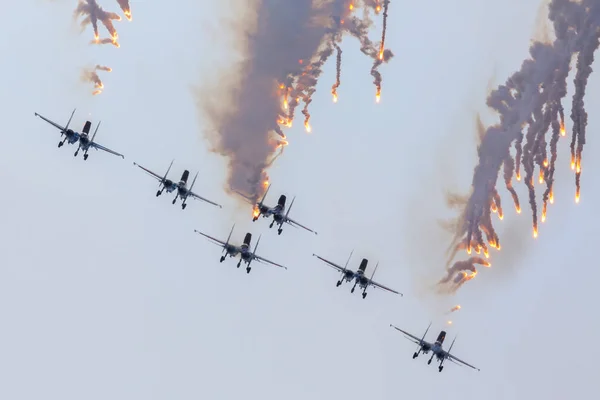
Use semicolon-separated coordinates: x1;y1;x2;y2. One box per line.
1;0;599;399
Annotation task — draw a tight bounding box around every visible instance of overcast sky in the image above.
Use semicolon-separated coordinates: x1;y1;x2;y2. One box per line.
0;1;599;399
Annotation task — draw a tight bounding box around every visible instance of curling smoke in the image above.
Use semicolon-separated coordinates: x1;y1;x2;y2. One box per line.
440;0;600;293
115;0;132;21
74;0;121;44
197;0;393;204
81;65;111;95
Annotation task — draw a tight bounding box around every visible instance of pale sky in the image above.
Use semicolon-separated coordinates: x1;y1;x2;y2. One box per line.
1;1;599;399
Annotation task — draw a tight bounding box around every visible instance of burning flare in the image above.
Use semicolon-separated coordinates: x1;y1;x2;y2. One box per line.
81;65;111;95
197;0;394;204
442;0;599;295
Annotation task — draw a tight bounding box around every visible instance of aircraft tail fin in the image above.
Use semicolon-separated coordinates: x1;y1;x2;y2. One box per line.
447;335;457;354
252;234;261;255
64;108;76;132
224;224;235;253
421;322;432;343
277;194;287;207
243;232;252;246
358;258;368;273
162;159;174;183
180;170;190;184
368;261;380;283
284;196;295;220
90;121;101;143
436;331;447;345
258;183;271;206
343;249;354;273
82;121;92;135
188;171;199;194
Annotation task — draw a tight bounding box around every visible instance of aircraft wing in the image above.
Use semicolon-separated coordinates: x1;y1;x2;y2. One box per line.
390;324;430;346
312;254;351;273
133;162;164;182
193;230;229;248
285;216;317;235
187;190;223;208
253;254;287;270
90;142;125;158
445;352;480;371
368;278;402;296
34;112;67;132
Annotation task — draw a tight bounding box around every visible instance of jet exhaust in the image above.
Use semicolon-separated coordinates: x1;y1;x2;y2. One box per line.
439;0;600;293
196;0;393;205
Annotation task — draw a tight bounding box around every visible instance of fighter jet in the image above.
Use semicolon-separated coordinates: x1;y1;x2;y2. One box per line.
389;323;480;372
312;252;401;298
194;225;287;274
133;160;222;210
34;110;124;160
250;184;317;236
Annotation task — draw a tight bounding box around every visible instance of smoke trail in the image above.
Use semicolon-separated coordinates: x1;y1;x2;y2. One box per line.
442;0;600;292
331;41;342;102
115;0;132;21
74;0;121;44
197;1;393;203
89;37;120;48
81;65;111;95
378;0;389;60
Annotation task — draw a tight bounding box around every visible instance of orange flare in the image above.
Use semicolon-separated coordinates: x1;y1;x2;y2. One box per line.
533;227;538;238
543;159;548;167
516;172;521;181
378;48;384;60
575;189;580;204
304;121;312;133
516;205;521;214
484;249;490;259
560;121;566;136
349;3;354;10
539;170;544;184
252;206;260;218
491;203;498;213
498;211;504;220
549;191;554;204
332;93;338;103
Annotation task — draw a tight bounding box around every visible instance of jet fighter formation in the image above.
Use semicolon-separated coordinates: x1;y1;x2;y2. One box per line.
32;108;480;374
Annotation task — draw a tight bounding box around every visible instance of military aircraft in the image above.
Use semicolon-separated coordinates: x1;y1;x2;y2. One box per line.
312;252;401;298
194;225;287;273
251;184;317;235
34;110;124;160
389;323;480;372
133;160;222;210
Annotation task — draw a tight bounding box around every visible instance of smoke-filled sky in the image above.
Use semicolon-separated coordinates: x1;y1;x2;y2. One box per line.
0;1;599;399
